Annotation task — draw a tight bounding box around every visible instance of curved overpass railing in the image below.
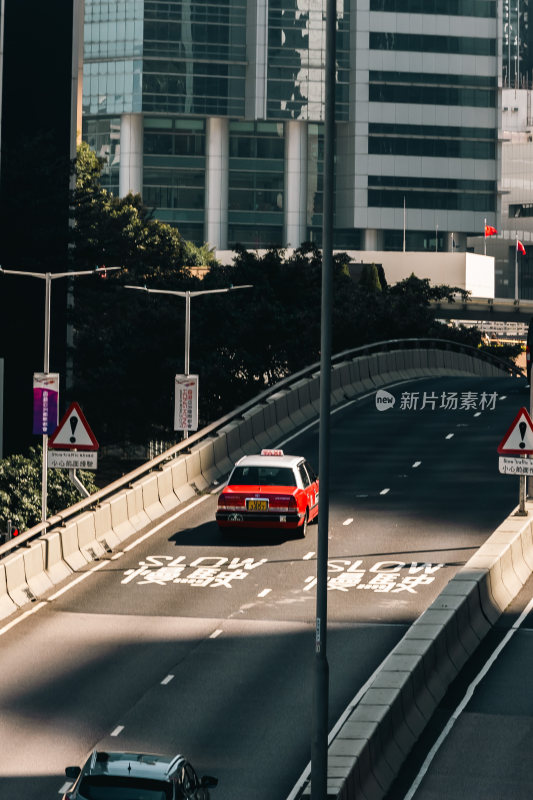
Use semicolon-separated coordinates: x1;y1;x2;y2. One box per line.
0;338;522;564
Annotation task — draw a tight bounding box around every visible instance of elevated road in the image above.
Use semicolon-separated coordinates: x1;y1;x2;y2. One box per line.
0;372;526;799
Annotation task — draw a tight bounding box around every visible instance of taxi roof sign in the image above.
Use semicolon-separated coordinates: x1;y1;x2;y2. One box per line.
48;402;99;451
497;407;533;455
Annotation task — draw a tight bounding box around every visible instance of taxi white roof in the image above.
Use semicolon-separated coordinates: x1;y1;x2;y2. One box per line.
234;452;303;469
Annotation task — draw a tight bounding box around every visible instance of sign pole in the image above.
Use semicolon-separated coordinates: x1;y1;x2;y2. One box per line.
42;273;52;523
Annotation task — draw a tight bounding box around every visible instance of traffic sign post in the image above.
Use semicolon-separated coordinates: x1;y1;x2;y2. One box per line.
48;402;99;497
497;407;533;516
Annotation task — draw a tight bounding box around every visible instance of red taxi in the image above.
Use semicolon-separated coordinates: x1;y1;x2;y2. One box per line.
216;450;319;536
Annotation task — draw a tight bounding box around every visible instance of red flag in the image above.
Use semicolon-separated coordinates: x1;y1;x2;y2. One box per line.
517;240;526;255
484;225;497;237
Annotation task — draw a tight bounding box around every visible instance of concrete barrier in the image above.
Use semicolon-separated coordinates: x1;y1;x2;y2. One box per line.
0;561;18;619
109;493;137;543
24;540;54;598
77;512;107;561
3;548;37;607
42;530;73;584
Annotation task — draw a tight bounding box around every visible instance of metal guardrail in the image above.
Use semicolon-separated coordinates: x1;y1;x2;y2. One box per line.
0;337;522;558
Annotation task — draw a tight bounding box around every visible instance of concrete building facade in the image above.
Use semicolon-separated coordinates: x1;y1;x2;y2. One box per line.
82;0;501;253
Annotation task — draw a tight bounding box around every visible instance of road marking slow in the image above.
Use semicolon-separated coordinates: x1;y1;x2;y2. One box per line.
110;725;124;737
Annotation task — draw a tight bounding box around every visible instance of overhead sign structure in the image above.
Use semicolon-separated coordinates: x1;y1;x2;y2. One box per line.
48;402;99;451
497;407;533;455
174;375;199;432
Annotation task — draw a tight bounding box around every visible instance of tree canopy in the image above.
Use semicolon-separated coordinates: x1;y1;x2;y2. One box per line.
66;143;493;447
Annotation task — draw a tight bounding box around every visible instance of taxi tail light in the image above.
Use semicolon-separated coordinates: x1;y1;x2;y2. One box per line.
287;496;298;511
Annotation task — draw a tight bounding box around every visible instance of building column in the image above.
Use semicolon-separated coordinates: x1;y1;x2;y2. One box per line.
284;120;308;248
204;117;229;250
363;228;382;250
119;112;143;197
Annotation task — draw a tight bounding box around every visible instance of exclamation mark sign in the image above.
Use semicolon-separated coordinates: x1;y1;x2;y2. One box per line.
519;421;527;449
70;416;78;443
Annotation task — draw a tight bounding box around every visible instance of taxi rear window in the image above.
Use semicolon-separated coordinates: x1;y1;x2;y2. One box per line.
230;466;296;486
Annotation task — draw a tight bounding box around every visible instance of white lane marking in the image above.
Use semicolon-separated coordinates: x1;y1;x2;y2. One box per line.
161;674;174;685
110;725;124;737
258;589;271;598
111;552;124;560
500;395;507;400
210;629;223;639
446;433;454;439
303;552;315;560
403;592;533;800
380;488;390;495
412;461;422;468
48;560;108;601
59;782;72;794
343;518;353;526
356;494;368;498
0;602;47;638
473;412;481;417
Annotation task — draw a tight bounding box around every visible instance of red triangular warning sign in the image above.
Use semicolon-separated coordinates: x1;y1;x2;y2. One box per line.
497;407;533;455
48;402;99;451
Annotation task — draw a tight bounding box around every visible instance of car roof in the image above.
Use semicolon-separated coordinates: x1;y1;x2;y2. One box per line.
233;453;304;470
87;751;184;781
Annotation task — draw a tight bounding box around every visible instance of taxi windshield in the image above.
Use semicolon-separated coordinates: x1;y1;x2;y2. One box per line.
230;466;295;486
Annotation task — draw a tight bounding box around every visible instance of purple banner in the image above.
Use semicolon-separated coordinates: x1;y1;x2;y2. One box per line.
33;374;59;435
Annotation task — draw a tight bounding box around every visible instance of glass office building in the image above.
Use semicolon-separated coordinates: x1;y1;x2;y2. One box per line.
82;0;500;251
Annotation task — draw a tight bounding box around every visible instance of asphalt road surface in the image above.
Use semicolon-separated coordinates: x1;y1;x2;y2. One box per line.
0;374;526;800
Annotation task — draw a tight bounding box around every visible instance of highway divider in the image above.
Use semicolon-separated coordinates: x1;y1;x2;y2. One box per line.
0;342;517;620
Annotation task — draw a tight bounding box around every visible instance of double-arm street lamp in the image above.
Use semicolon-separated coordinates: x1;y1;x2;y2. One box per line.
125;284;253;437
0;266;119;522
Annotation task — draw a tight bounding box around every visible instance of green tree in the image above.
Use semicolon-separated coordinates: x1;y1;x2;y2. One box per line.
0;447;98;532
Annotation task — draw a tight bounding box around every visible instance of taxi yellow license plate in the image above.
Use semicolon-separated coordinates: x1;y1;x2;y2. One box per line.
246;499;269;512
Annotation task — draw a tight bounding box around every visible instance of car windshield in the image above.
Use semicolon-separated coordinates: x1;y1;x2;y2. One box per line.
230;466;296;486
78;775;172;799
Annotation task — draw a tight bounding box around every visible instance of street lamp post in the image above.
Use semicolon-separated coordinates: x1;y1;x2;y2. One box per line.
0;266;119;522
124;284;253;438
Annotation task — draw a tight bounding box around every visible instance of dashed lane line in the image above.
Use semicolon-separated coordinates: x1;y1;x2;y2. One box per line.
258;589;271;598
110;725;124;737
343;518;353;526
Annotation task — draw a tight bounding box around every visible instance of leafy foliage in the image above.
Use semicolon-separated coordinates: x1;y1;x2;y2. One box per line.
0;447;98;533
